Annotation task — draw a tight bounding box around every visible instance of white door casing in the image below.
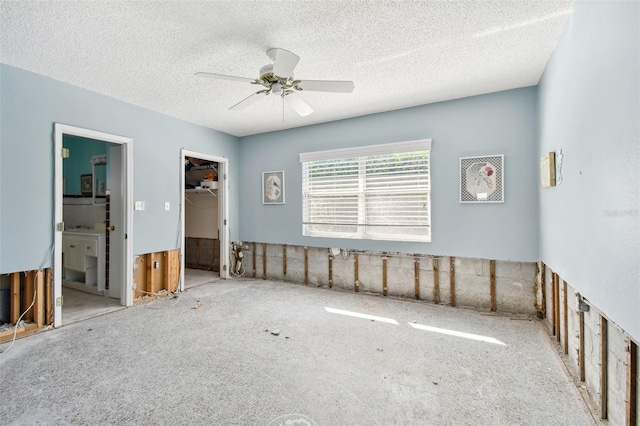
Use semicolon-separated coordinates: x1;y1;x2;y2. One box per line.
180;149;229;291
53;124;133;327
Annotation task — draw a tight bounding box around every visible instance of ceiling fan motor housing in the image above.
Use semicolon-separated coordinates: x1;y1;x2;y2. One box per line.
259;64;299;94
259;64;278;82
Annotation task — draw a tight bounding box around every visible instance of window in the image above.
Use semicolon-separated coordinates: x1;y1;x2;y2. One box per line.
300;139;431;242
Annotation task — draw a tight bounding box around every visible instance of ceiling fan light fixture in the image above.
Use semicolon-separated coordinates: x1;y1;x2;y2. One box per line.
272;82;283;95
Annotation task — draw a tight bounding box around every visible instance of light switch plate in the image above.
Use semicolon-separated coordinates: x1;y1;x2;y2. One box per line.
164;202;170;211
135;201;145;211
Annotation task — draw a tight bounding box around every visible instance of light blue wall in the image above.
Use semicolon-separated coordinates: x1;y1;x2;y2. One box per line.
0;64;239;273
538;0;639;340
238;87;539;262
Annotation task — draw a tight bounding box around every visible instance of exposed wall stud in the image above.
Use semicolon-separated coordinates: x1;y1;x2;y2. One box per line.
414;257;420;300
555;274;561;342
23;271;35;322
449;257;456;307
626;338;637;426
540;262;546;318
563;280;568;354
34;270;44;327
252;242;256;278
600;315;608;419
304;246;309;285
579;307;585;382
283;244;287;276
328;249;333;289
167;250;180;292
45;268;53;325
489;260;496;312
433;258;440;304
262;243;267;280
382;256;388;296
354;252;359;292
551;272;557;336
10;272;20;324
163;251;170;292
146;253;154;294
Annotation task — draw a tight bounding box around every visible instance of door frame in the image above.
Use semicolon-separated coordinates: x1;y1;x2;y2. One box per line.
180;149;229;290
53;123;134;327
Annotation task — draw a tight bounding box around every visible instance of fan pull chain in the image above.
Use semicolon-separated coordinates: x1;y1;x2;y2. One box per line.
282;95;285;123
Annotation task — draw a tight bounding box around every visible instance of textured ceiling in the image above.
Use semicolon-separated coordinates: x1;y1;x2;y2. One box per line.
0;1;574;137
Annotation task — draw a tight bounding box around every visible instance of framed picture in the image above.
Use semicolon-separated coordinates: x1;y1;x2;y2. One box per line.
80;174;93;196
540;152;556;188
459;155;504;203
262;171;285;204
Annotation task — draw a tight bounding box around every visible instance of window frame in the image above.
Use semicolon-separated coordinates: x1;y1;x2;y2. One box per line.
300;139;432;242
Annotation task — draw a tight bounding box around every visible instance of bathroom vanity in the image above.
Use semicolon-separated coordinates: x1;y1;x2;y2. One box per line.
62;229;106;292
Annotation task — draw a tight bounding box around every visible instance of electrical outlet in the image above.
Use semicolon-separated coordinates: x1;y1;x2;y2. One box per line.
135;201;145;211
164;202;170;211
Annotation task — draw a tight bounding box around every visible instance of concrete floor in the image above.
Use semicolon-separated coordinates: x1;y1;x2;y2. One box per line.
0;279;593;425
59;269;217;326
61;287;123;324
184;267;221;289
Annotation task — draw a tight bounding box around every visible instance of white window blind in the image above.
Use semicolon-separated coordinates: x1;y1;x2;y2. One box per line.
300;139;431;242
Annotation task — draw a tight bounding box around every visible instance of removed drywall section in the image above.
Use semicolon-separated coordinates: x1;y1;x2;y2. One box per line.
494;261;537;316
133;250;180;299
542;263;639;424
244;242;536;315
453;257;491;311
383;255;415;299
184;238;220;272
303;246;330;288
0;268;52;343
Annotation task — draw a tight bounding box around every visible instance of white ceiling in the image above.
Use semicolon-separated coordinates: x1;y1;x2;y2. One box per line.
0;1;574;137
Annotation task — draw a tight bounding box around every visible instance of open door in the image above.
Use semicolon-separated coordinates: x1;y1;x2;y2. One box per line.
53;124;133;327
107;144;124;300
180;149;229;291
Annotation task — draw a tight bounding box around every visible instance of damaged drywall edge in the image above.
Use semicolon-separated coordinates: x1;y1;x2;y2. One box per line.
246;242;537;315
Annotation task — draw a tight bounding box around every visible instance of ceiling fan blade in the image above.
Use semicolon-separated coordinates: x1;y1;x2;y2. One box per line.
284;92;313;116
296;80;355;93
269;48;300;78
229;91;267;111
195;72;256;83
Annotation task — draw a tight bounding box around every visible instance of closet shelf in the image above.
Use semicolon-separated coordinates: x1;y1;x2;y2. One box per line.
185;187;217;205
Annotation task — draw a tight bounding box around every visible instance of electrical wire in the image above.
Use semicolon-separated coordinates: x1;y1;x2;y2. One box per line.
229;243;246;277
143;294;181;310
134;287;175;297
0;244;54;355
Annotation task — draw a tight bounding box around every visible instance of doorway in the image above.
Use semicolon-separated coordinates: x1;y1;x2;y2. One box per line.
54;124;133;327
180;150;229;291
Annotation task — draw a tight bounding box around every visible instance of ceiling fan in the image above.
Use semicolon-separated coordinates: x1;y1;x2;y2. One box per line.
195;48;354;117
